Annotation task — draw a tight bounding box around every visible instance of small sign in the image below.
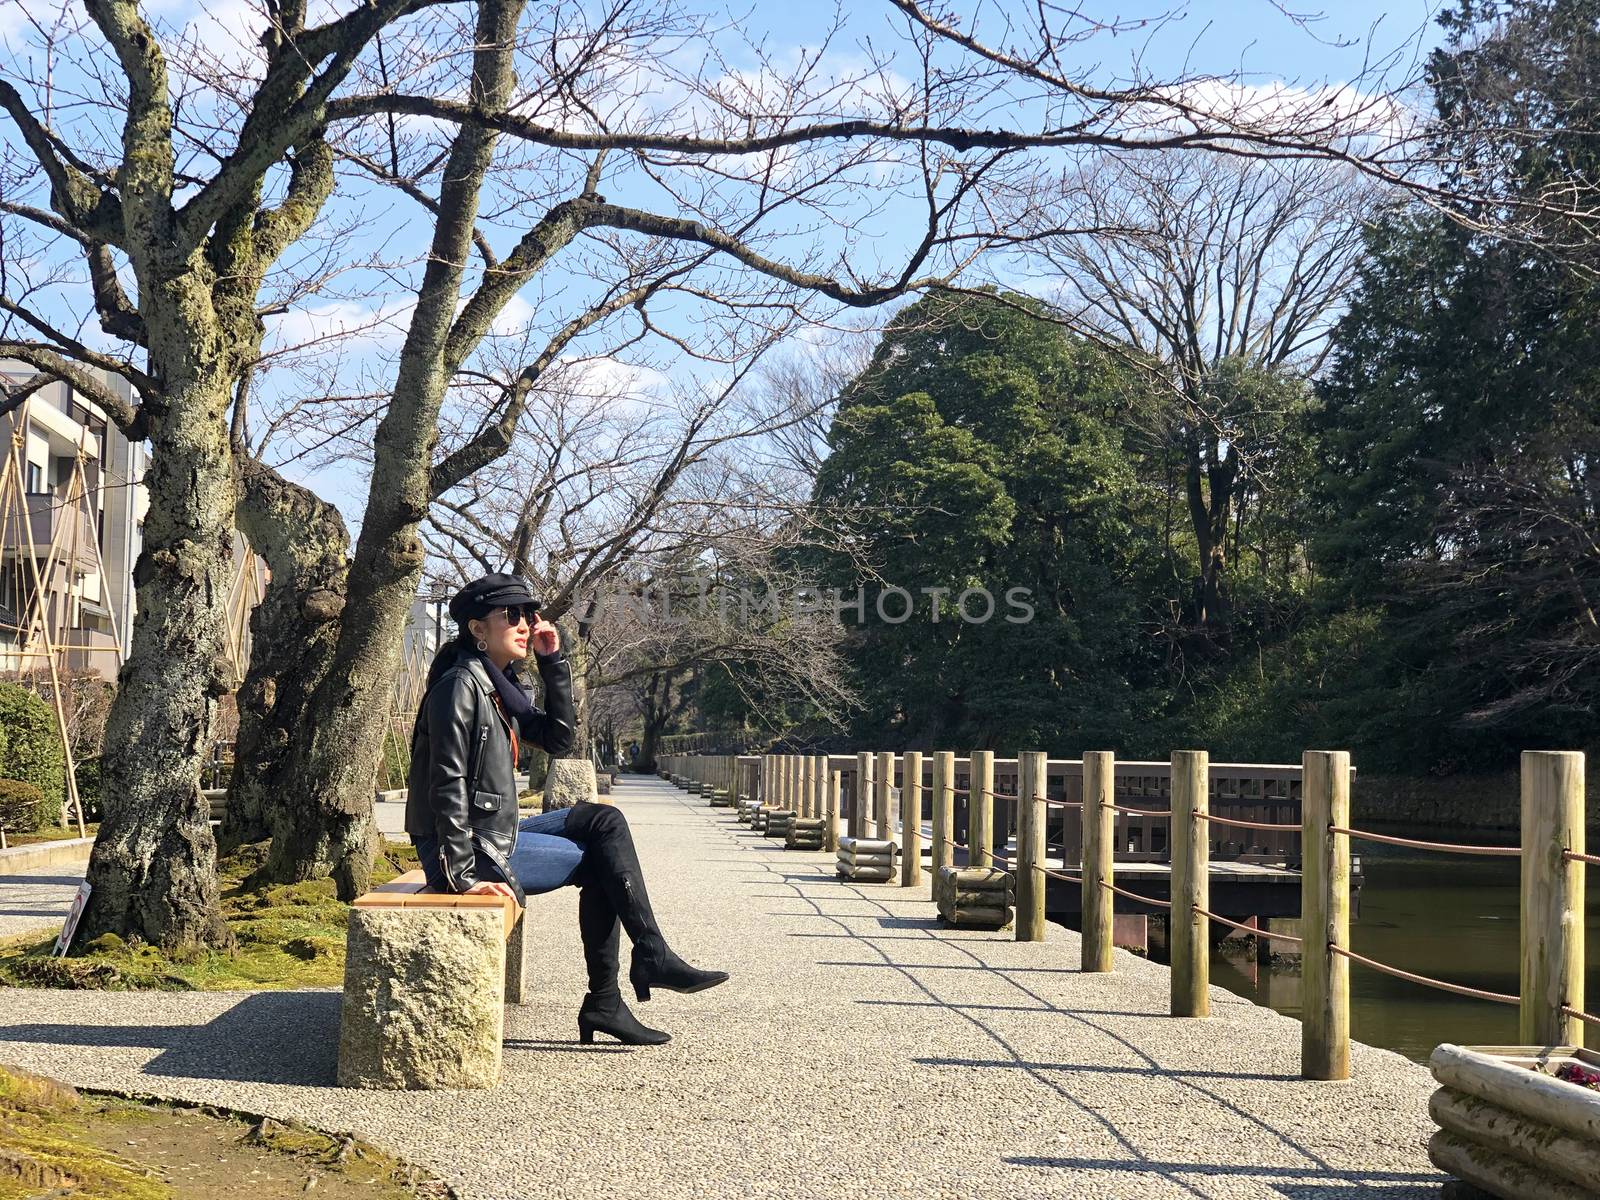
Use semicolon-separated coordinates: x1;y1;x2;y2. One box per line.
888;787;901;802
53;882;91;957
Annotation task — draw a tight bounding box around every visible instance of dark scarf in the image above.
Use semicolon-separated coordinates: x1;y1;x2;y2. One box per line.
481;652;534;730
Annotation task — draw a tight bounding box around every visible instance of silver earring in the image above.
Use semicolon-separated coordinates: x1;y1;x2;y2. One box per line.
476;639;488;651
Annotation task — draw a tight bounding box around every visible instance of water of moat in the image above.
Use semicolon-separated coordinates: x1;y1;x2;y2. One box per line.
1141;825;1600;1062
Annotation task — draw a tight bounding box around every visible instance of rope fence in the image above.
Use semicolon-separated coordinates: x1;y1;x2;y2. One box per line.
1107;802;1173;818
675;747;1591;1085
1329;825;1522;857
1100;879;1172;909
1193;907;1303;946
1195;812;1299;833
1033;864;1083;885
1329;945;1520;1007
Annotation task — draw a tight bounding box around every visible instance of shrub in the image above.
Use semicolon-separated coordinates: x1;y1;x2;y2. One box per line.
0;778;46;835
74;757;104;822
377;731;410;791
0;684;64;827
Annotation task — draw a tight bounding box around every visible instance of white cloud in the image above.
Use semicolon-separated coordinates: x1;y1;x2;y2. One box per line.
266;295;417;352
1133;78;1422;152
490;294;536;338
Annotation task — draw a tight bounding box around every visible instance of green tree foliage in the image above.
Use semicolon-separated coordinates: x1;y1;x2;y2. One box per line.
809;292;1154;750
0;684;65;829
1314;0;1600;768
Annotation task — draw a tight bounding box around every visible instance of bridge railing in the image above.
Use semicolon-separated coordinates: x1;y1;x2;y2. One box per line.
663;745;1594;1079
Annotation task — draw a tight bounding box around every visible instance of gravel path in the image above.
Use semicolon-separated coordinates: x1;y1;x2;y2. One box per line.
0;862;87;938
0;775;1447;1199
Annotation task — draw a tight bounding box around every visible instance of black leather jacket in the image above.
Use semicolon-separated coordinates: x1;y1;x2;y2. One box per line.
405;644;575;892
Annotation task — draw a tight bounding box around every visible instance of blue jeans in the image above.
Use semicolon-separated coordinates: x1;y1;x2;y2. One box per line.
413;805;586;896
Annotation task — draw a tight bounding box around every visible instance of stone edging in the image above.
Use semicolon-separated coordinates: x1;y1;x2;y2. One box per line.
0;836;94;875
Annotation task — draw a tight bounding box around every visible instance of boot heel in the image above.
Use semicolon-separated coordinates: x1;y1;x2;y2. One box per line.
579;1020;596;1044
633;982;651;1002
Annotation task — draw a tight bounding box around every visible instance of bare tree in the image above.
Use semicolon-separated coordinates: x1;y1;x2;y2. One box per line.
0;0;1484;941
1021;153;1383;640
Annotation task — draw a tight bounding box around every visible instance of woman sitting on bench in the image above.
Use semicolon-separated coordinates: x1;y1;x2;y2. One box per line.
406;572;728;1046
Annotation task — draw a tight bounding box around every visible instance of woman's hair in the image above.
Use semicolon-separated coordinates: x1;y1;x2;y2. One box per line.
412;621;475;741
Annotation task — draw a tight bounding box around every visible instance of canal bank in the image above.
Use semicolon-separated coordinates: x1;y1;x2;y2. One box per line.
1143;823;1600;1062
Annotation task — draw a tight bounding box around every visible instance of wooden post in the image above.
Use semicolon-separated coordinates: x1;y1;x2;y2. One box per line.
1016;750;1046;941
825;764;841;854
761;755;771;806
1081;751;1115;973
1170;750;1210;1018
970;750;994;868
853;752;873;839
797;755;811;819
931;751;954;876
1520;750;1586;1047
1301;749;1351;1081
874;750;895;843
901;751;923;886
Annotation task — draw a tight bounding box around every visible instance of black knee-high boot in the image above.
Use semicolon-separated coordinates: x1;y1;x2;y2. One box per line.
564;801;729;1002
575;881;669;1045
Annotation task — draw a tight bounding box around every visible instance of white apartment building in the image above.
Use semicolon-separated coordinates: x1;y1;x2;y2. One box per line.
2;360;439;688
0;362;145;680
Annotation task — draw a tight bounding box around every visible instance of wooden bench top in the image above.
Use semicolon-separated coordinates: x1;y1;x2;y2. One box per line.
352;869;522;940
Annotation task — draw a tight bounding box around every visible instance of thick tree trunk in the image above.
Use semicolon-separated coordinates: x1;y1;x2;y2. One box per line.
225;462;367;888
261;0;528;902
1182;427;1236;641
563;621;593;760
80;381;236;951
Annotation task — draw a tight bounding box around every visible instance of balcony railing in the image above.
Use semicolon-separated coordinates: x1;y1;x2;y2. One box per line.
2;492;99;571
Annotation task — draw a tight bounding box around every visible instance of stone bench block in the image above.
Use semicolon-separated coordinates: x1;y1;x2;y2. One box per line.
338;907;507;1090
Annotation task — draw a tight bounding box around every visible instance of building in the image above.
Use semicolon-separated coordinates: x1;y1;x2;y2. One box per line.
0;361;145;680
2;360;442;690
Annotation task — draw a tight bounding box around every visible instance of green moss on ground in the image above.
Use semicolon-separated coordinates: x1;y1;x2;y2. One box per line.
0;839;421;992
0;1065;166;1200
0;1065;452;1200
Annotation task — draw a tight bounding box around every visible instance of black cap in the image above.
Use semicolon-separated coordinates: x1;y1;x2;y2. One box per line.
447;573;542;622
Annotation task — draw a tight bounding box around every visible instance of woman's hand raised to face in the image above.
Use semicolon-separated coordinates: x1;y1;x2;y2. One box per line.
531;615;561;656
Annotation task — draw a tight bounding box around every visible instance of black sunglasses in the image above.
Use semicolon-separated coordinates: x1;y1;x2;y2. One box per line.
497;604;539;627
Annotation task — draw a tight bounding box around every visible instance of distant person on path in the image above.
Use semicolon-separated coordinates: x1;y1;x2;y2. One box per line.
406;573;728;1046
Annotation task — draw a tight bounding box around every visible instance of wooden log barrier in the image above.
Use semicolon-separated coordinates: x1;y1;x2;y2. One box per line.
824;764;841;855
935;864;1013;930
852;752;874;841
837;836;897;883
786;817;826;851
969;749;994;869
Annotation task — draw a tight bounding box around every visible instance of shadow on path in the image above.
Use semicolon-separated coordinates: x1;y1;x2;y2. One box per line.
0;992;340;1086
669;787;1445;1198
